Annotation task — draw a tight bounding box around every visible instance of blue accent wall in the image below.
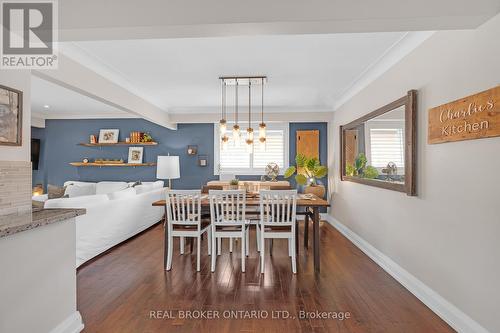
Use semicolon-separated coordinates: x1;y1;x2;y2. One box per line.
36;119;328;193
42;119;218;189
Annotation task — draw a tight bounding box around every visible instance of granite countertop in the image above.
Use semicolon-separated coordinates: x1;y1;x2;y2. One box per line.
0;208;86;238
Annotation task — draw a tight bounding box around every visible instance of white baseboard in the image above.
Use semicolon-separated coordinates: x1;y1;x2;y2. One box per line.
322;214;489;333
49;311;84;333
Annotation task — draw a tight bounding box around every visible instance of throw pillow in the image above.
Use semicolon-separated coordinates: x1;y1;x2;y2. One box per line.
47;184;68;199
64;183;96;198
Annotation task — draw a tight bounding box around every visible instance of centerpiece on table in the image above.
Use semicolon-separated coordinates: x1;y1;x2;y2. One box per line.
284;154;328;198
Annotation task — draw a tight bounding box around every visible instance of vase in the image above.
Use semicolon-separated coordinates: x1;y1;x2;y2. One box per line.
304;184;325;198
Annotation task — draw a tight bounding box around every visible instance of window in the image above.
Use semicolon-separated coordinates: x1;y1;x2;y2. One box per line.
365;121;405;170
214;123;289;175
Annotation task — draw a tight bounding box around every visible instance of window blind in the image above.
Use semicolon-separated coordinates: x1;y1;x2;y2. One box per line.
369;128;405;168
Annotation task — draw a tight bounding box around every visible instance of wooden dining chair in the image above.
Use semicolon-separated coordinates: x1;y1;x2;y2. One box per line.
259;190;298;274
209;190;249;272
165;190;211;272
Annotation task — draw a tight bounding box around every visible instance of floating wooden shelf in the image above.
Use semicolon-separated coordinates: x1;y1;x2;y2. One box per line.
70;162;156;167
78;142;158;147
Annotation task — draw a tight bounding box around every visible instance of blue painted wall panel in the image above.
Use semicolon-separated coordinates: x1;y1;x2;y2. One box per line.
35;119;328;193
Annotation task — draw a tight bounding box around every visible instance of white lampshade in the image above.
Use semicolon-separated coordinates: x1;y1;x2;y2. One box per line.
156;156;180;180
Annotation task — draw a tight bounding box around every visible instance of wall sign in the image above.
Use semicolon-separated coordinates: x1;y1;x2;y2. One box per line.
428;86;500;144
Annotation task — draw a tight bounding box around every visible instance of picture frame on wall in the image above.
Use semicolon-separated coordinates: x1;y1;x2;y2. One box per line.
128;147;144;164
0;84;23;146
98;129;119;143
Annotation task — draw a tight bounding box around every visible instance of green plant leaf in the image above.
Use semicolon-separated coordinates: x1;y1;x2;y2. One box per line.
305;157;319;172
355;153;367;171
295;154;306;168
346;164;356;176
363;165;379;179
284;166;296;178
314;165;328;178
295;174;307;185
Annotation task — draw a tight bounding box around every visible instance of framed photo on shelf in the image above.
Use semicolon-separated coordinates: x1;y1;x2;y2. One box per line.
128;147;144;164
0;84;23;146
98;129;119;143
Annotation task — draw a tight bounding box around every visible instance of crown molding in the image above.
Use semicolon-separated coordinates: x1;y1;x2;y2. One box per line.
333;31;434;111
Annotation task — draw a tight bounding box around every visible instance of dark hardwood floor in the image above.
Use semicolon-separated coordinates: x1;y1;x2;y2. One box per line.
77;222;454;333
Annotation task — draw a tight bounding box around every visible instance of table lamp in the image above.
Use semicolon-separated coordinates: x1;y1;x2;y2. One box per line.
156;155;180;189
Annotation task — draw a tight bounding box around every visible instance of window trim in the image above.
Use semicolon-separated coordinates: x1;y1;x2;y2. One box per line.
214;122;289;176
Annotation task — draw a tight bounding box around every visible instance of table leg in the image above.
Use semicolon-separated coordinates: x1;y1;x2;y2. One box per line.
304;211;309;248
163;210;168;270
313;207;320;273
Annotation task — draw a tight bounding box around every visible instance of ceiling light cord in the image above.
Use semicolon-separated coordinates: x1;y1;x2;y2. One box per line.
261;78;264;123
235;80;238;124
248;81;251;127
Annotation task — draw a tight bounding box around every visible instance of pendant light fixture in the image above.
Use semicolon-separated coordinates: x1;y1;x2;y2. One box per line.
232;80;241;146
219;76;266;151
259;77;267;151
219;80;227;135
220;80;229;150
246;82;254;153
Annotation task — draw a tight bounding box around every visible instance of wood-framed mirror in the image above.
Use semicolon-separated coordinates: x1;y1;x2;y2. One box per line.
340;90;417;196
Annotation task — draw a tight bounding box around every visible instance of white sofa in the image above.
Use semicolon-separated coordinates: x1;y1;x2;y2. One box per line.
37;181;166;267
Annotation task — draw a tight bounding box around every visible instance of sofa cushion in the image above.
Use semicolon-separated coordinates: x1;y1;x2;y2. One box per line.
65;183;96;198
64;181;96;187
95;182;129;194
141;180;164;189
135;184;155;194
44;194;109;209
107;187;137;200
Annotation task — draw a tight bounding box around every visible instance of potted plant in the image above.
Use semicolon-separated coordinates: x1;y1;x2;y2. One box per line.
284;154;328;198
229;178;239;190
345;153;379;179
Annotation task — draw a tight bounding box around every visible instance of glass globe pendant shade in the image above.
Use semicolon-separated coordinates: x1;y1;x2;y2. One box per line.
259;123;266;139
219;119;227;135
232;124;240;146
221;135;229;151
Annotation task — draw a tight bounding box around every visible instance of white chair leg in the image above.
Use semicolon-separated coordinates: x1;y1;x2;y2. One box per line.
207;230;211;255
166;233;173;271
256;225;261;252
197;236;201;272
229;237;233;253
260;231;265;274
217;237;221;255
288;238;292;257
211;233;216;272
291;236;297;274
241;231;246;272
245;227;249;256
180;237;185;255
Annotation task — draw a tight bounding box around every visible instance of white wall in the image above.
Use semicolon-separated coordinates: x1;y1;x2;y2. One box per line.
329;13;500;333
0;70;31;161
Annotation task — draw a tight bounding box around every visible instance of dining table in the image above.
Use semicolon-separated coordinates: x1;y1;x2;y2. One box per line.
152;193;329;273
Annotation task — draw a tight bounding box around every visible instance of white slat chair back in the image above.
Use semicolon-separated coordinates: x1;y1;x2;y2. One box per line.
259;190;297;227
166;190;202;226
209;190;246;227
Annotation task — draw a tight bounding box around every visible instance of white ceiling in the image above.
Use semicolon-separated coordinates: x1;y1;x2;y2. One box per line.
31;76;132;119
58;0;500;40
57;31;417;115
30;1;499;124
